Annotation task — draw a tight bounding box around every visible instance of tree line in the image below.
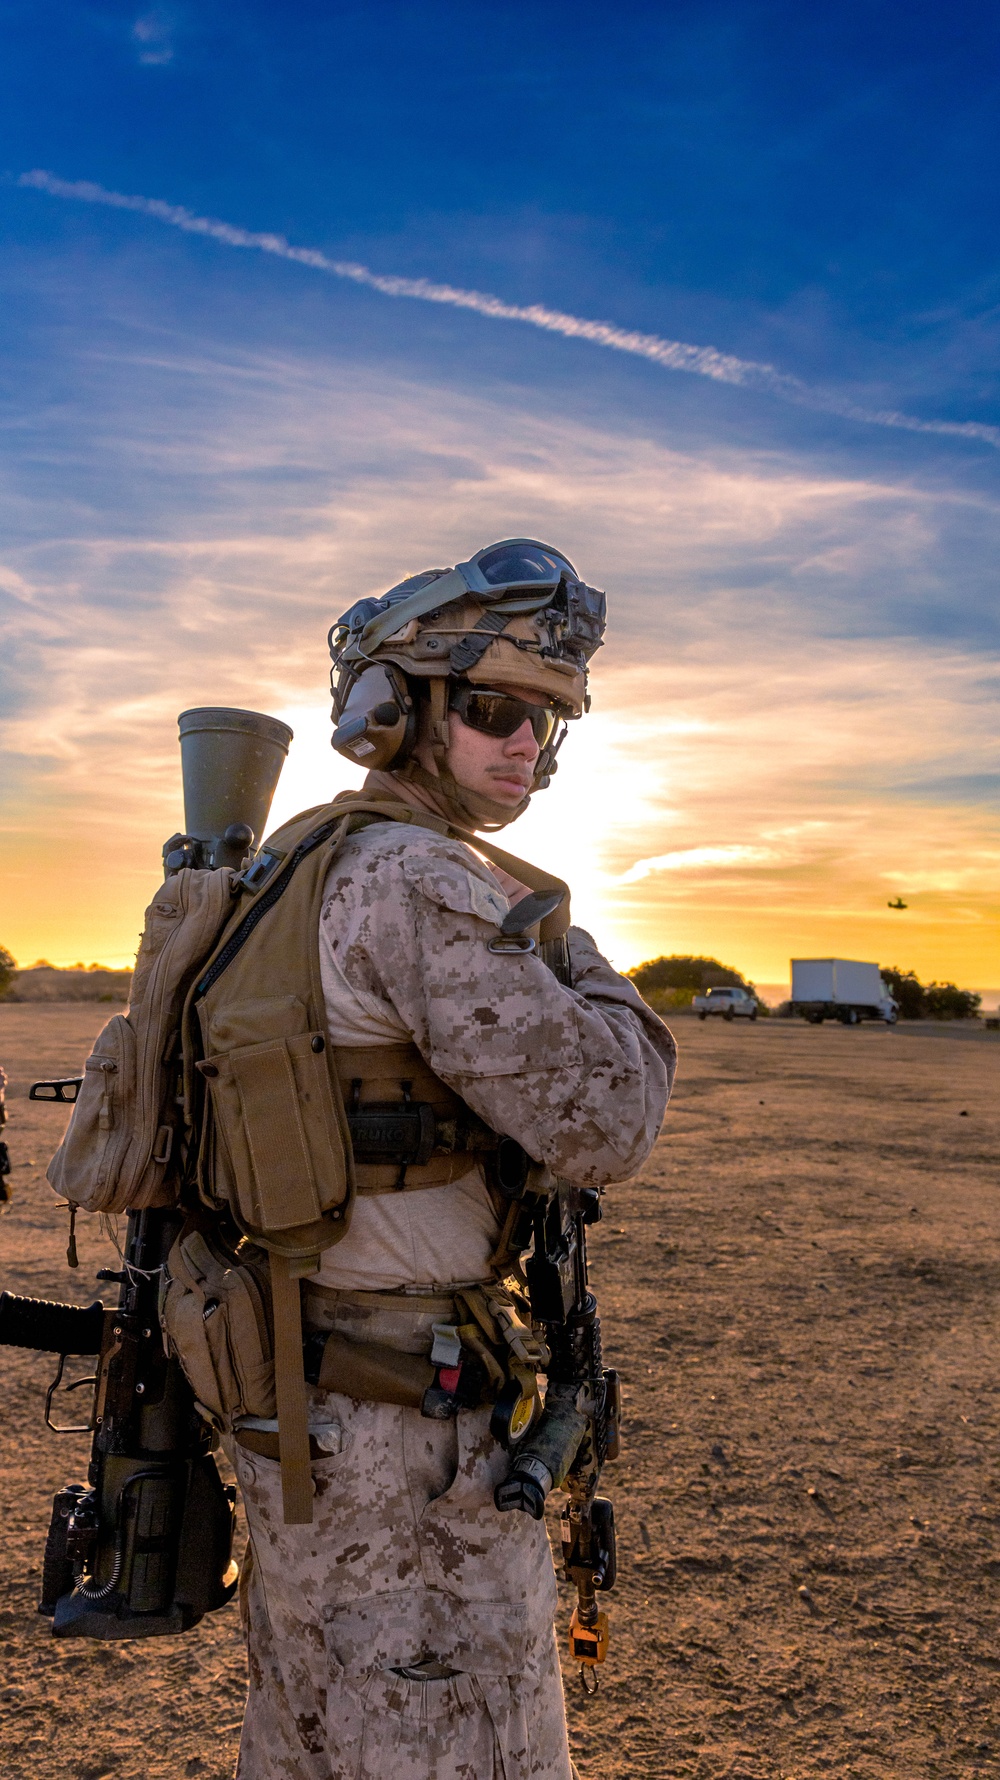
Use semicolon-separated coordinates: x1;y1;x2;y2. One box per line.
879;967;980;1021
0;943;984;1021
628;954;983;1020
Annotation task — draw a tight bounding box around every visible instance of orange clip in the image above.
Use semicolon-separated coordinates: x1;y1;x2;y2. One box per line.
568;1606;609;1666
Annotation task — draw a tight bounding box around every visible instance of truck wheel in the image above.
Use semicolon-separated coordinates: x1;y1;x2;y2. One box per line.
846;1009;860;1026
750;1008;758;1021
808;1013;824;1025
724;1009;734;1022
698;1012;707;1021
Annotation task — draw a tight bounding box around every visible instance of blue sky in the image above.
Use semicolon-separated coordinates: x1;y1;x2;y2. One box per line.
2;1;1000;986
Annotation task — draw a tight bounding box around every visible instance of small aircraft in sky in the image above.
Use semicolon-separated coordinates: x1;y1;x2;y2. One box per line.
887;897;908;910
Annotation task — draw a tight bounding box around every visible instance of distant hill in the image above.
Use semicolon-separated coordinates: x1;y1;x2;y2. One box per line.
3;966;131;1004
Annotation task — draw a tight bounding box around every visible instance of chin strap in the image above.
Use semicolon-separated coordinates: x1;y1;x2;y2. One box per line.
401;678;534;832
401;759;528;832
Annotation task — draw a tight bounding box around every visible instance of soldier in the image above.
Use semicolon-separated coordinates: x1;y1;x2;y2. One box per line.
226;539;676;1780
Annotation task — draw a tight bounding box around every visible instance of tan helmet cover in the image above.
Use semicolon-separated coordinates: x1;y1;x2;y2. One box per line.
370;595;588;715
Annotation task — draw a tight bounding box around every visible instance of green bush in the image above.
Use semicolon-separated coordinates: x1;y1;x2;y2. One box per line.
628;954;763;1014
924;981;981;1020
881;966;981;1020
0;947;15;1000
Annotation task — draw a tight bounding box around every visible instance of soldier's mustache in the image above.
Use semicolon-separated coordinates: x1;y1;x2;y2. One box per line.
488;767;534;787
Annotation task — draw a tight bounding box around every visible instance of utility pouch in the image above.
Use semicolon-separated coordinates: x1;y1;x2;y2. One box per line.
311;1332;435;1407
194;994;349;1528
48;866;238;1213
197;1033;349;1237
47;1015;137;1213
160;1223;275;1426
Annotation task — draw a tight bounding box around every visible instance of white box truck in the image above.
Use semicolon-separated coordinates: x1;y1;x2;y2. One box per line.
791;959;897;1026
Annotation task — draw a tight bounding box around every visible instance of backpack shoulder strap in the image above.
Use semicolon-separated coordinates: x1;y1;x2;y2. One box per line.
452;829;570;941
192;795;449;1002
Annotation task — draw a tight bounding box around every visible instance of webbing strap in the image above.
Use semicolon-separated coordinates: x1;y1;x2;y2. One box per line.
452;830;570;941
195;796;448;1002
448;607;513;673
271;1254;314;1525
196;812;348;998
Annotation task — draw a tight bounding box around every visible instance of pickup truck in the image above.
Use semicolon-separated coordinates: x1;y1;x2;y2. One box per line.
692;986;758;1022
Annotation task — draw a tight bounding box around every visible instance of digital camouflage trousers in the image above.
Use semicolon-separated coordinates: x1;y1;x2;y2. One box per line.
229;1392;574;1780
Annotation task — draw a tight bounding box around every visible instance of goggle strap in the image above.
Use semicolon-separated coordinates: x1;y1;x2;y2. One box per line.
358;566;470;656
357;572;563;659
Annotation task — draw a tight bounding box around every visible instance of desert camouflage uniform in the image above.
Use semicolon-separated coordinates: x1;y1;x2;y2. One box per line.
234;819;676;1780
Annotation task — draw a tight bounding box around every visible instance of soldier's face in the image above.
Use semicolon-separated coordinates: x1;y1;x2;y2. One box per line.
416;685;541;806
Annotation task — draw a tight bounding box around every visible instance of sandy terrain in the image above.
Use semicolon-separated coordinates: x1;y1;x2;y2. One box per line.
1;1003;999;1779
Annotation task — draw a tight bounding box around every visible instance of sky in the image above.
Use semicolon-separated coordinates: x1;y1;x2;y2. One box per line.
2;0;1000;993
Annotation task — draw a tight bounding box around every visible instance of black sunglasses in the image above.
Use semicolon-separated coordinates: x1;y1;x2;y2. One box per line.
448;683;559;748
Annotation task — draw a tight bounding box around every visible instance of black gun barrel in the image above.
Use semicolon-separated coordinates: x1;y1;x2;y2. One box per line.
0;1292;105;1355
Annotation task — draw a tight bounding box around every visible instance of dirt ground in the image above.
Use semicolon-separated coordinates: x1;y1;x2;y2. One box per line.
1;1002;999;1780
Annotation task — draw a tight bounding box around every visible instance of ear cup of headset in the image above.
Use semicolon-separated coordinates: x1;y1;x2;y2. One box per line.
331;663;417;769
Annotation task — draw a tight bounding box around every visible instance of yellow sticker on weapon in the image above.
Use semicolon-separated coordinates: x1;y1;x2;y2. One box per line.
569;1606;609;1665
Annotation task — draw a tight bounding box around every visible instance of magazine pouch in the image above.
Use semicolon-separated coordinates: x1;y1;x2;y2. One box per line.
197;996;350;1245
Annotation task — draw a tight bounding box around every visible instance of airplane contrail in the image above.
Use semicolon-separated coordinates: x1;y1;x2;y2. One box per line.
19;169;1000;450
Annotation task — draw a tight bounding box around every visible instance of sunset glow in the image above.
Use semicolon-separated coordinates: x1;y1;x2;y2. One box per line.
3;11;999;999
3;394;998;987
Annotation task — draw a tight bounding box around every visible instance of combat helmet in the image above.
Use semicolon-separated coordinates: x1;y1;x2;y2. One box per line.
328;538;606;829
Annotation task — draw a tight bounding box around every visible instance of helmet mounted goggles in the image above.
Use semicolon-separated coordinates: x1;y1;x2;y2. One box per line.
329;538;606;676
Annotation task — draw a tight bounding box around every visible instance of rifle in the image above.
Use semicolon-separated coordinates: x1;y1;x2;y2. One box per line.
492;923;621;1692
0;1064;10;1200
0;705;291;1638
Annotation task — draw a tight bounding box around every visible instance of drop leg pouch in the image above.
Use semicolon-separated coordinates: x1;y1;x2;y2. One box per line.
160;1222;275;1426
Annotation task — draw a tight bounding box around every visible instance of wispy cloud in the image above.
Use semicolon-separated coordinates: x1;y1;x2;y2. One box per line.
18;170;1000;451
131;9;174;65
618;845;776;884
